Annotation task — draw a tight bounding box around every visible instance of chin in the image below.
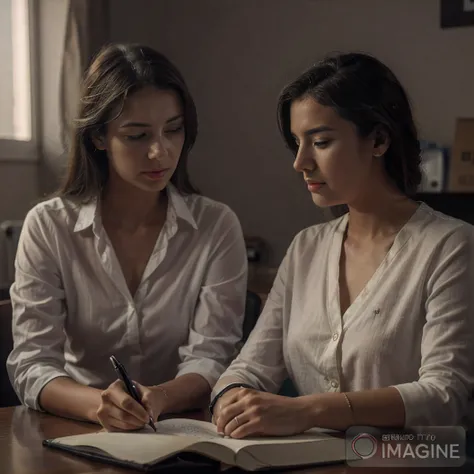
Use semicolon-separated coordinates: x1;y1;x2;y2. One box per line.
134;180;169;193
311;195;342;208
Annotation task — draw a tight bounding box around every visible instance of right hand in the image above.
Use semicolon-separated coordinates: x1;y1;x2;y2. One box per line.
96;379;155;431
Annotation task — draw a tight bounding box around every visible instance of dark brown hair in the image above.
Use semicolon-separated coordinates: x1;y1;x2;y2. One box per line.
57;43;199;201
277;52;422;196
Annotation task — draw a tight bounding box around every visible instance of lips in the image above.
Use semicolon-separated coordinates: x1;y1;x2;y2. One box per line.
143;169;168;174
306;181;326;192
142;169;169;180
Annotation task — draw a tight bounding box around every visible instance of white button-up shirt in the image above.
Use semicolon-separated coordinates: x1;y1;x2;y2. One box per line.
7;185;248;410
215;203;474;427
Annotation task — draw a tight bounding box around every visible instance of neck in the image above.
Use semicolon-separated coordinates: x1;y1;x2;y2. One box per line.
101;183;166;230
345;181;419;241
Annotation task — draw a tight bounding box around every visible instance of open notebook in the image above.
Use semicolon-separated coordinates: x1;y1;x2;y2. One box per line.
43;418;346;471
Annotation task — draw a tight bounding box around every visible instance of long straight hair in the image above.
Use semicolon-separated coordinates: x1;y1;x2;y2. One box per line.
57;43;200;202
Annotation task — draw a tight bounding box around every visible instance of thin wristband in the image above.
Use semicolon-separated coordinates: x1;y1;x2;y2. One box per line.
151;385;169;414
209;382;254;416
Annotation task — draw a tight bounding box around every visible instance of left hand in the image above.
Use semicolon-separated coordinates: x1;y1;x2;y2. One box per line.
214;388;313;438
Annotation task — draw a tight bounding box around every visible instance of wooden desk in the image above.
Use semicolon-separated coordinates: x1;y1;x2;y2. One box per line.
0;406;470;474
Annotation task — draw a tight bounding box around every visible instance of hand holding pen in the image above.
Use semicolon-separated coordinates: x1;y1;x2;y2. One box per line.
96;355;157;432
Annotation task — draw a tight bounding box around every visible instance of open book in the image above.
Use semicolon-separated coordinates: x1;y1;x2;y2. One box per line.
43;418;346;471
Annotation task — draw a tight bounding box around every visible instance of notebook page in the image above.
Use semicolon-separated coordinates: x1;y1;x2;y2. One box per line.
154;418;220;439
52;432;198;464
156;420;341;453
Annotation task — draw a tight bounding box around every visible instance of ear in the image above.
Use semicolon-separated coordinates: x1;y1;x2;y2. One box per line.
372;127;390;158
92;133;106;151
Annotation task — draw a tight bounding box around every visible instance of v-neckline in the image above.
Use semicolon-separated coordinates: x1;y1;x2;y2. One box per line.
98;194;175;304
331;203;424;320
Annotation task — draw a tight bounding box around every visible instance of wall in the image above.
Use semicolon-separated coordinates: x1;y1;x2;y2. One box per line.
0;0;67;287
37;0;69;196
109;0;474;266
0;0;68;225
0;0;13;138
0;162;38;221
2;0;474;267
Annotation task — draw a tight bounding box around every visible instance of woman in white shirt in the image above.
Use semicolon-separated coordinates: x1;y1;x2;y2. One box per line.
211;52;474;438
7;43;247;431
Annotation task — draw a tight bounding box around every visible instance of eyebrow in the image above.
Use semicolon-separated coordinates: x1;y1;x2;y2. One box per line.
291;126;335;138
119;114;184;128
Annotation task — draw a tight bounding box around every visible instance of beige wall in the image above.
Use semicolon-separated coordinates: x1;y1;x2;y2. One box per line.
37;0;69;196
0;0;67;223
2;0;474;266
109;0;474;265
0;162;38;221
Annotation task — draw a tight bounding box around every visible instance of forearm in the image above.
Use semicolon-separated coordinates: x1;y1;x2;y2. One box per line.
303;387;405;431
152;373;211;414
39;376;103;423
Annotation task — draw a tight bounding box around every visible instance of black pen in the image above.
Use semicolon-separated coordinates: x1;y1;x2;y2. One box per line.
109;355;157;432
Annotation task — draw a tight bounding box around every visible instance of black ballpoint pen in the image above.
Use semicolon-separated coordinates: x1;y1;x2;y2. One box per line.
109;355;157;432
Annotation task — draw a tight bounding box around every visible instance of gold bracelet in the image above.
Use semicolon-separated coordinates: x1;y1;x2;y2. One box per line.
342;392;356;426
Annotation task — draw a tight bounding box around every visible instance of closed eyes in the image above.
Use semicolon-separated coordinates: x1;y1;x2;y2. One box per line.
125;125;184;141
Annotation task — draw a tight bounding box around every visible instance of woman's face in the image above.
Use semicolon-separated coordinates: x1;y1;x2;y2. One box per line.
290;96;386;208
95;85;185;194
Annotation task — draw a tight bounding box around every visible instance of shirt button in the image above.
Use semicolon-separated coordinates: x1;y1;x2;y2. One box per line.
331;380;339;388
332;332;339;341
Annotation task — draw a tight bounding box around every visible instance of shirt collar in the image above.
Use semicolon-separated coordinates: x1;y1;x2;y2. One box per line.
167;183;198;230
74;198;99;233
73;184;198;233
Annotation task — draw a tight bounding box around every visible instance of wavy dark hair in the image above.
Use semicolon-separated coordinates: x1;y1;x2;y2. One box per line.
277;52;422;196
57;43;199;201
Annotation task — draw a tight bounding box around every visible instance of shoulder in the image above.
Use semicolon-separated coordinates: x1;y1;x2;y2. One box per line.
288;214;346;256
415;204;474;251
183;193;242;230
22;197;80;235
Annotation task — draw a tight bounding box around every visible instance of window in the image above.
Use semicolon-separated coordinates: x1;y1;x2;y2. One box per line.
0;0;38;160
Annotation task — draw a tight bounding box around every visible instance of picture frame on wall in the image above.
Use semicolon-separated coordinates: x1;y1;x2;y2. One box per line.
441;0;474;28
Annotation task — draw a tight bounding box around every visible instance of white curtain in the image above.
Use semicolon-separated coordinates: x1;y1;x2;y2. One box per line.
60;0;109;151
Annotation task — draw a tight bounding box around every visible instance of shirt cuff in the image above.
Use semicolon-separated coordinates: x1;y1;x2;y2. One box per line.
25;370;71;411
175;359;226;389
392;381;467;426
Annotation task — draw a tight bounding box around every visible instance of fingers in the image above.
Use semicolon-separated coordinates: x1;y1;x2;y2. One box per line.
214;387;250;418
134;382;155;421
216;388;255;434
230;418;263;439
97;379;151;431
223;411;251;437
216;399;245;434
211;389;239;425
97;404;146;431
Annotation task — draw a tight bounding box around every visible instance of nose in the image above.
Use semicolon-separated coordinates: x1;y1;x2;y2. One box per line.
293;143;316;173
148;139;167;160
